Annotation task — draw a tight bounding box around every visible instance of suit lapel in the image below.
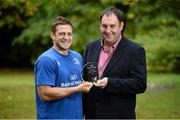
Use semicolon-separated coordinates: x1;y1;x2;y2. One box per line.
102;37;127;77
91;40;101;63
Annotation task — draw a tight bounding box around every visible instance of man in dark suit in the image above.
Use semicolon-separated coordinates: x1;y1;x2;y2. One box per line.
83;7;147;119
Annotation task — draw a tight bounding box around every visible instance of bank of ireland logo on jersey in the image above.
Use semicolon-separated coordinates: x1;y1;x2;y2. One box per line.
73;57;80;65
70;73;77;80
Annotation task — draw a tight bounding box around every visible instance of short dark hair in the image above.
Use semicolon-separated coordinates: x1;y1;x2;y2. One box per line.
99;7;124;23
51;16;73;33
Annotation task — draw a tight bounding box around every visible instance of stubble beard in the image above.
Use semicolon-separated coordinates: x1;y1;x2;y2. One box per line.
55;41;69;52
104;35;116;45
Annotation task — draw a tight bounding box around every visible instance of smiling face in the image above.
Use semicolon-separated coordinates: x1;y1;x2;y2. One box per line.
100;13;124;46
51;24;73;53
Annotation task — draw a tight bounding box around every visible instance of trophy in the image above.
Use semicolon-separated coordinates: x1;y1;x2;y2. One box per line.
81;62;99;83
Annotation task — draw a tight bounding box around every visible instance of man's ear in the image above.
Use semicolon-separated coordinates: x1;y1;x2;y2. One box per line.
50;32;55;41
120;21;124;31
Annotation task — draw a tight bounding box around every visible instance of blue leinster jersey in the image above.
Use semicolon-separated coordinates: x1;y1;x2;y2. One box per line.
34;47;83;119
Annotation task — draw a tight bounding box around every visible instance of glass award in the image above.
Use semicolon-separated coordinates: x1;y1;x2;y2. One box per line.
81;62;99;83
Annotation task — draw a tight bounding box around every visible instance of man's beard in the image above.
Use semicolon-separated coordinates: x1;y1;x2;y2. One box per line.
55;42;68;51
104;35;116;44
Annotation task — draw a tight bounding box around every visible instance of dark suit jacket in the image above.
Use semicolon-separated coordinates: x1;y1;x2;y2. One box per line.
83;36;147;119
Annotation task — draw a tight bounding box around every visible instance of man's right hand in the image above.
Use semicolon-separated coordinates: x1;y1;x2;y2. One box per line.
78;81;93;93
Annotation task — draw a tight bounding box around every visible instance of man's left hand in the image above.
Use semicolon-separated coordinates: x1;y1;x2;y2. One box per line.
93;77;108;89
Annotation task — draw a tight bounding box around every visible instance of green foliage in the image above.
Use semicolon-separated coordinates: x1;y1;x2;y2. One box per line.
0;0;37;28
135;25;180;72
1;0;180;72
13;0;127;61
133;0;180;72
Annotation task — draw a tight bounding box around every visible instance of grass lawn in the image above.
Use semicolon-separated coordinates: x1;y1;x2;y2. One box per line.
0;69;180;119
137;73;180;119
0;69;35;119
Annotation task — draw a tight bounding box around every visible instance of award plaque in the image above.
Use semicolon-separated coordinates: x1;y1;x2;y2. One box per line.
81;62;99;82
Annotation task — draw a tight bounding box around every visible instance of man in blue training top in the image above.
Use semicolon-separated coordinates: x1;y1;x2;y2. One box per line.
34;16;93;119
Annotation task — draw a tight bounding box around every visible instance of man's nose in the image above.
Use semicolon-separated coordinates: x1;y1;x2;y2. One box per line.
63;33;69;39
105;26;111;33
64;34;68;39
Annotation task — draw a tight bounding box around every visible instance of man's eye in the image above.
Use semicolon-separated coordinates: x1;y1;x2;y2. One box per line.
59;33;65;36
68;33;72;36
102;25;107;29
110;25;115;28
